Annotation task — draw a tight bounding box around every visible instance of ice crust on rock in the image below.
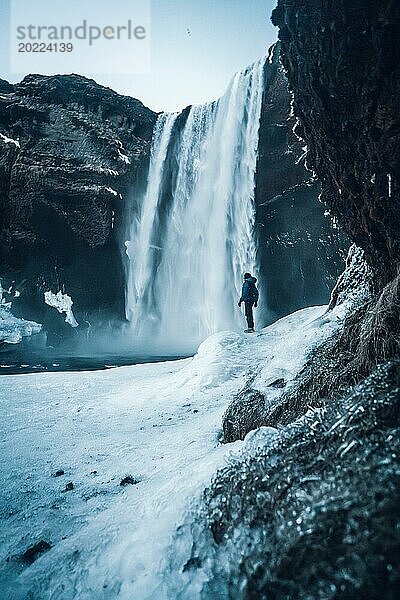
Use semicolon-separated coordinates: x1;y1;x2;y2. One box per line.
0;283;41;344
44;290;79;327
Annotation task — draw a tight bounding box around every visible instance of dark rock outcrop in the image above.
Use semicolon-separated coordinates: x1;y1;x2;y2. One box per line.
271;0;400;288
0;73;157;329
257;0;400;428
21;540;52;565
222;385;267;443
255;45;346;320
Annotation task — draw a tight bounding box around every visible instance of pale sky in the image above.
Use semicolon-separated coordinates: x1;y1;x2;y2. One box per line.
0;0;278;112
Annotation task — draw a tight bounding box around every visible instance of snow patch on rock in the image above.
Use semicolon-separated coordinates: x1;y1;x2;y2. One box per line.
44;290;79;327
0;132;20;148
116;140;130;164
329;244;373;312
105;186;119;197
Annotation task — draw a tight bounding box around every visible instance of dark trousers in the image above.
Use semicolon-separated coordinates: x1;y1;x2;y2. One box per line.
244;301;254;329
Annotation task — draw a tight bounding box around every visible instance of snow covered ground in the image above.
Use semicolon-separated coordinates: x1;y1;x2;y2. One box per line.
0;305;341;599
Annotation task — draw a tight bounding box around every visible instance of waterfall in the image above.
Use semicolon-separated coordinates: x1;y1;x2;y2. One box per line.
125;58;265;354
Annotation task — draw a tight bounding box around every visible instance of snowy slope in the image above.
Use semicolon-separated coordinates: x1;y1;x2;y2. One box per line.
0;305;341;599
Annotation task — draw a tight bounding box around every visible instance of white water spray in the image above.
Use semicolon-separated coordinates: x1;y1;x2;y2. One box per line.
126;58;265;353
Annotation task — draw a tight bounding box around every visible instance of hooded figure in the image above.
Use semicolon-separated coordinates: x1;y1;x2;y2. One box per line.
238;272;259;333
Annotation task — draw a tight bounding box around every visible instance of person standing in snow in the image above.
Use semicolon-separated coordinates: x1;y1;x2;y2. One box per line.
238;272;259;333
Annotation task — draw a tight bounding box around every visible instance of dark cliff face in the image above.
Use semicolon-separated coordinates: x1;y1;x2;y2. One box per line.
255;45;346;321
0;73;157;330
272;0;400;288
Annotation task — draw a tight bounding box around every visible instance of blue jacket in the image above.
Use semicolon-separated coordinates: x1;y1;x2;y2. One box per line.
240;276;259;303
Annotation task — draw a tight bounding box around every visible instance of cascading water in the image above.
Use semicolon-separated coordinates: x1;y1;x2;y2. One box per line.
126;58;265;353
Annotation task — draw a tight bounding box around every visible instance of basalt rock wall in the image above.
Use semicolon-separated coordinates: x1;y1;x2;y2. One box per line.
255;44;347;321
0;74;157;329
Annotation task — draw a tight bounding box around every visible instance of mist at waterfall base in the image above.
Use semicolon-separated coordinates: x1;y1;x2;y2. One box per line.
0;313;188;375
0;287;186;375
125;58;265;356
0;337;186;375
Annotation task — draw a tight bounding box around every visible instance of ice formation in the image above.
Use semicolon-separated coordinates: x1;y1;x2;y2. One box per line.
44;291;79;328
0;132;20;148
0;283;41;344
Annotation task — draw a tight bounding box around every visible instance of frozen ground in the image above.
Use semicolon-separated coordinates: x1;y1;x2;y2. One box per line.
0;305;341;599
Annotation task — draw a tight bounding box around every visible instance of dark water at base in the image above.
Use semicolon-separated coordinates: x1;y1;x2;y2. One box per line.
0;346;189;375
